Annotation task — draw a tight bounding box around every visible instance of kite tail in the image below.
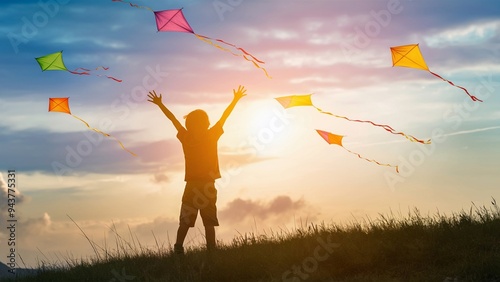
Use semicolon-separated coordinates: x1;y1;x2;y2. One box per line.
195;34;240;57
250;57;272;78
71;114;137;157
105;76;123;82
73;67;91;72
69;68;122;82
111;0;153;11
429;71;483;102
94;66;122;82
108;135;137;156
195;34;271;78
314;106;431;144
68;69;90;76
96;75;123;82
209;36;265;64
343;147;399;173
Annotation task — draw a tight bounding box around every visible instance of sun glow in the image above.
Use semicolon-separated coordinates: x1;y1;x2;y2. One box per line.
240;100;298;156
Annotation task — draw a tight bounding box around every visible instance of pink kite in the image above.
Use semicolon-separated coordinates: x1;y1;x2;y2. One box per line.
113;1;270;78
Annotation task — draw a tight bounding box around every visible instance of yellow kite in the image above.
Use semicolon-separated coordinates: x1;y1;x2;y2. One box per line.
275;94;430;144
390;44;482;102
49;98;136;156
316;129;399;172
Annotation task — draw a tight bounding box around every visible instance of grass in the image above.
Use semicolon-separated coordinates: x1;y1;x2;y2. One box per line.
7;199;500;281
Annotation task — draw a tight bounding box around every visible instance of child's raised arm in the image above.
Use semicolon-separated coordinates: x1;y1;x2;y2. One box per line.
148;90;184;132
216;85;247;128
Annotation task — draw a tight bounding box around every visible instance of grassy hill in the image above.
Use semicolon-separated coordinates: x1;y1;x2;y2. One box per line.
5;200;500;281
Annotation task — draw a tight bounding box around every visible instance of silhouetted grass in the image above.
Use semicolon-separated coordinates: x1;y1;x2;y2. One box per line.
8;199;500;281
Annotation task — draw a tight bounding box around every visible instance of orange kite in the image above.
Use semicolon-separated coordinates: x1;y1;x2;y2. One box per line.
49;98;136;156
316;129;399;172
390;44;482;102
275;94;430;144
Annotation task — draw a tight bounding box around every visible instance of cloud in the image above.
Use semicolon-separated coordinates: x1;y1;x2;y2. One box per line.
0;126;183;176
129;216;180;244
218;195;313;223
152;172;169;184
0;173;26;230
1;174;50;236
425;20;499;48
22;212;52;236
0;125;271;180
442;126;500;138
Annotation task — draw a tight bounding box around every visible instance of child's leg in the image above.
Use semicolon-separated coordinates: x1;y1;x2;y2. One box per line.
176;197;197;254
174;224;189;254
199;182;218;250
176;224;190;246
205;225;216;250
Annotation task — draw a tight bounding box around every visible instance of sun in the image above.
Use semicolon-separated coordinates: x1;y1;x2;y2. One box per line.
240;99;296;155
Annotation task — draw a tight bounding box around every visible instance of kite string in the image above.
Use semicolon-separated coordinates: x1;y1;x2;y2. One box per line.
313;106;431;144
429;71;483;102
71;114;137;156
342;147;399;173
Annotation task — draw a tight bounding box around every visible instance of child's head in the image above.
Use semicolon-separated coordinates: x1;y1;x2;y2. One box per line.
185;109;209;132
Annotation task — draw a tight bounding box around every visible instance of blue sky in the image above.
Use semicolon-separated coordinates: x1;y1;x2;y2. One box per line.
1;0;500;268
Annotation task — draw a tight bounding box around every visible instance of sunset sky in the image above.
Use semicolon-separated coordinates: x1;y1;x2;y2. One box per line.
1;0;500;267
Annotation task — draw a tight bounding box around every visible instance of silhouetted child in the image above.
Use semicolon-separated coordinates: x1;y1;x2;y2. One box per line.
147;85;247;254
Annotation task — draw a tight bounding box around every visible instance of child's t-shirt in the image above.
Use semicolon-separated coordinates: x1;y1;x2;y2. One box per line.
177;123;224;181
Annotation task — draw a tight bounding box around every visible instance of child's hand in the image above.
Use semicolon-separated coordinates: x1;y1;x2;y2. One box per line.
147;90;163;106
233;85;247;100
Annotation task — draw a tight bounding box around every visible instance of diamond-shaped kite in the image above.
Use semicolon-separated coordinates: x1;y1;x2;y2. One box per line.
316;129;399;172
36;51;122;82
390;44;481;102
112;0;270;78
49;98;135;156
275;94;430;144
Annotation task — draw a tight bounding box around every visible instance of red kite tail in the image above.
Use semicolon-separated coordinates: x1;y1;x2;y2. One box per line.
96;74;123;82
211;37;265;64
71;114;136;156
69;68;122;82
94;66;122;82
314;107;430;144
104;76;123;82
343;147;399;173
194;34;239;56
195;34;271;78
429;71;483;102
111;0;153;12
68;69;90;75
72;67;91;72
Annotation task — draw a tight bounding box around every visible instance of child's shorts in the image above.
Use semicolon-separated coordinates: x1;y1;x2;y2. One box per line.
179;181;219;227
